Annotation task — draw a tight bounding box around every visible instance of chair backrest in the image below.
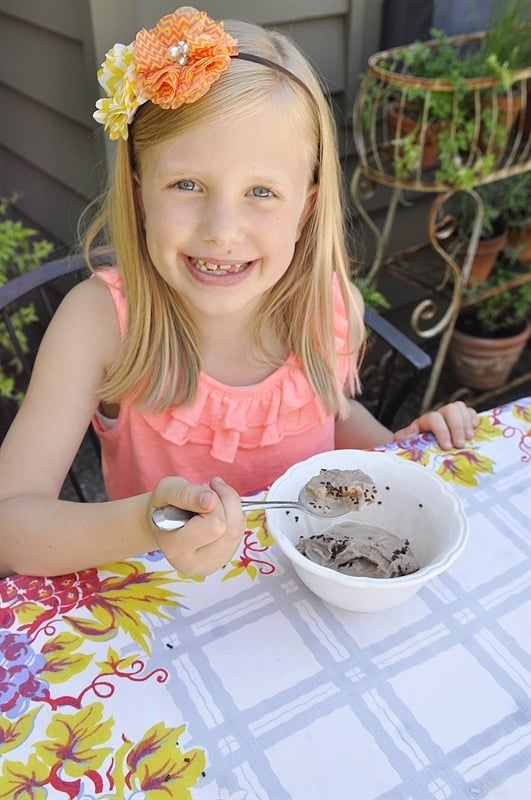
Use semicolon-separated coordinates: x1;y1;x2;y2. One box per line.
1;253;432;501
0;252;110;500
362;307;432;427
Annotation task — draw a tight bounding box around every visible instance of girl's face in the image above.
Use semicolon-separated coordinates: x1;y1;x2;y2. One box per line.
136;97;316;322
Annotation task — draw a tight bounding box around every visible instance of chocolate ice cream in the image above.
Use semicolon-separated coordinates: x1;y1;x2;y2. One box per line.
296;522;420;579
299;468;378;517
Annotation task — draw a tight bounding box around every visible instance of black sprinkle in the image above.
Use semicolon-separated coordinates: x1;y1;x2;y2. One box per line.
418;503;423;508
201;771;206;778
166;643;174;649
294;516;299;523
184;757;190;763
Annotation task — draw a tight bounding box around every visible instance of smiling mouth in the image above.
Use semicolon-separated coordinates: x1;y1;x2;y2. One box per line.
190;258;250;275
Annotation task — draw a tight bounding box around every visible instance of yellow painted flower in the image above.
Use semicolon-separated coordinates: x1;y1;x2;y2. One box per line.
0;753;49;800
513;400;531;424
63;560;182;652
36;702;113;778
0;707;41;755
435;449;494;488
123;721;206;799
472;415;504;442
107;721;205;799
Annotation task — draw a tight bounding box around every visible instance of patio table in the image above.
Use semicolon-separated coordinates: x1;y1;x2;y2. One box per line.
1;398;530;800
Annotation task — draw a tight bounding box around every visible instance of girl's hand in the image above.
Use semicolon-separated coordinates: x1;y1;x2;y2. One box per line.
147;476;246;576
393;401;479;450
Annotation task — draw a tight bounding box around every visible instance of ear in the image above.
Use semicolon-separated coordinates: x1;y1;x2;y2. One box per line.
296;183;318;240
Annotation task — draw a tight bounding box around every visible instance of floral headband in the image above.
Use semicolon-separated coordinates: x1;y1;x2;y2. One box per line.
93;5;312;141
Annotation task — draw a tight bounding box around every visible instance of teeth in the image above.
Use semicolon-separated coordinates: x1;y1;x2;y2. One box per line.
192;258;247;274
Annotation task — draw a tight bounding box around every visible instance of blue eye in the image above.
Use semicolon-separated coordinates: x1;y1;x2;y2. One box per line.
175;179;196;191
251;186;273;198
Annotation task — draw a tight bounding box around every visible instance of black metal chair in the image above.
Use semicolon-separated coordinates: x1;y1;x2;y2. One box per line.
362;307;432;426
0;253;431;501
0;252;109;501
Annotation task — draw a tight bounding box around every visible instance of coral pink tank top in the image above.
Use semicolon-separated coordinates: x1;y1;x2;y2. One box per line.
92;268;351;499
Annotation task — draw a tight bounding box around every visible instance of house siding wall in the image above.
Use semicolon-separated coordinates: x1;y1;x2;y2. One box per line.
0;0;383;245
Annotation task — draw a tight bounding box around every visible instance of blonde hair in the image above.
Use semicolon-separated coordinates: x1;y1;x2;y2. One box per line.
85;18;365;414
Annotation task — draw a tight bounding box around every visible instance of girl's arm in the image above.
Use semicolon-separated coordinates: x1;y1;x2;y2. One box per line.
0;279;244;577
335;399;394;449
335;398;478;451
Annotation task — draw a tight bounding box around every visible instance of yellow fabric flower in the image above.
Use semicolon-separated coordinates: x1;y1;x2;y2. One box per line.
93;43;145;140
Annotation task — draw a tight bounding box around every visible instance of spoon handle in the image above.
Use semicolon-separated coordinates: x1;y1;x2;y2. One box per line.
151;500;301;532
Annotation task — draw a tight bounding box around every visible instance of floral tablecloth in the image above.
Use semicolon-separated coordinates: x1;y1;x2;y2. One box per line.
1;398;530;800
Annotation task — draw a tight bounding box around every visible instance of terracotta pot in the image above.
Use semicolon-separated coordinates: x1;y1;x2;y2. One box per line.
449;321;530;390
507;225;531;264
387;102;441;169
461;226;508;284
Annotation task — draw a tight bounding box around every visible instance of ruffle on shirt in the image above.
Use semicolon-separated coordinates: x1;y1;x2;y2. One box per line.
140;357;330;463
140;291;351;463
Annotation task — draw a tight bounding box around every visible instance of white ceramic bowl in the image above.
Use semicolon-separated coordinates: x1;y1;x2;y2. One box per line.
266;449;468;612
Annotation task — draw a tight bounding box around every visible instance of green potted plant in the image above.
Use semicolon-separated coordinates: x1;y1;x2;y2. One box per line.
449;182;509;284
355;0;531;189
495;171;531;262
0;196;53;411
449;248;531;390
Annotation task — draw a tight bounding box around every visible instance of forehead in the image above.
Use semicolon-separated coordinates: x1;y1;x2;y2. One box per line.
140;95;315;183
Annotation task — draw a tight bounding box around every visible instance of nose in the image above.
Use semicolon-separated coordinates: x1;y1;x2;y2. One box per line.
200;193;244;248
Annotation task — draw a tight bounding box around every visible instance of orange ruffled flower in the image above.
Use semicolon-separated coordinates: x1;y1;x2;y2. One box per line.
134;6;238;110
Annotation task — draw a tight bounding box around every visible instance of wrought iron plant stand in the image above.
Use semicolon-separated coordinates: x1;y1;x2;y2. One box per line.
351;30;531;411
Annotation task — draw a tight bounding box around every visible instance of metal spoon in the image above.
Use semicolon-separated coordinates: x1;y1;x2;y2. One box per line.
151;493;351;532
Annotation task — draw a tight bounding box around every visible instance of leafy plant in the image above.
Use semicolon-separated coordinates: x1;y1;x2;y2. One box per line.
360;2;530;188
450;172;531;248
353;276;390;312
452;183;507;242
493;171;531;231
0;197;54;283
477;0;531;77
0;196;54;404
458;249;531;337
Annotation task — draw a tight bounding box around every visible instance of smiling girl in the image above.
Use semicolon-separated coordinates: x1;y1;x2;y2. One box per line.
0;7;477;578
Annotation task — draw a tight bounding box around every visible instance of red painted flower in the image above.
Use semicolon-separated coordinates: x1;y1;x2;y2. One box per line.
134;6;238;109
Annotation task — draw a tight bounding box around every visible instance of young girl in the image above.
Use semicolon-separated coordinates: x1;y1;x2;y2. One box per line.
0;7;477;578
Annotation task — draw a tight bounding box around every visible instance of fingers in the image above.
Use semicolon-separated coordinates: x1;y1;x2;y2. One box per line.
394;401;478;450
393;421;420;441
149;476;246;576
430;401;478;449
151;475;218;517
